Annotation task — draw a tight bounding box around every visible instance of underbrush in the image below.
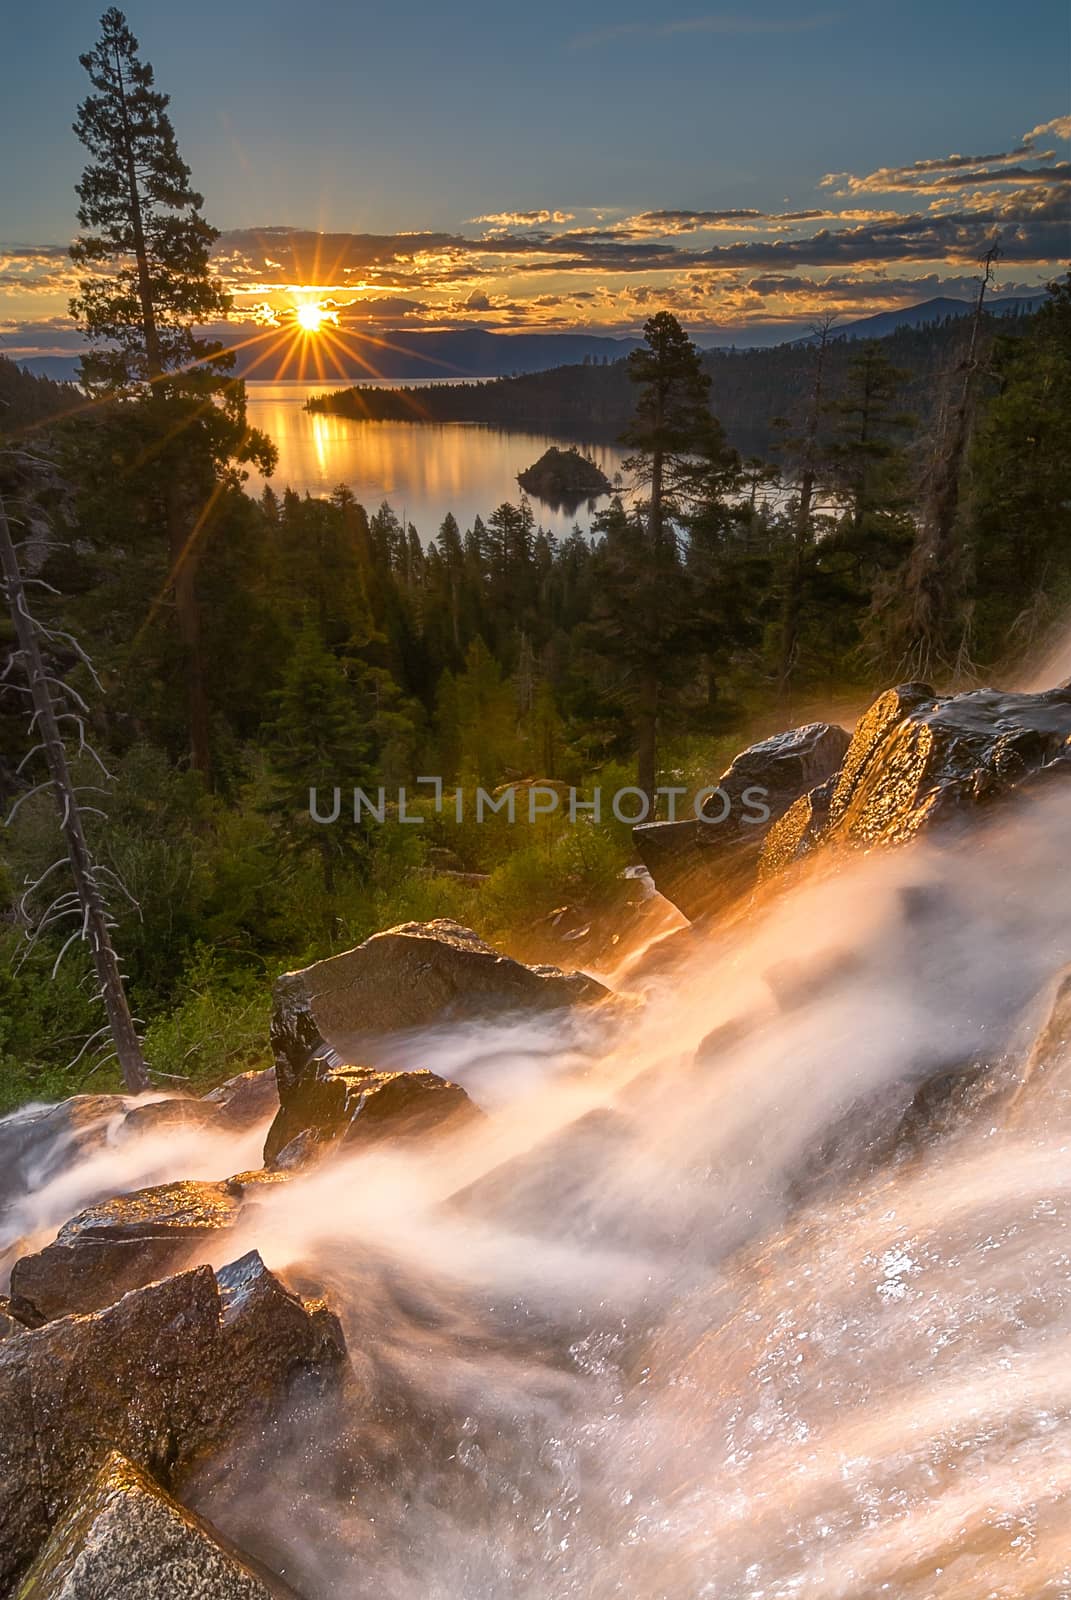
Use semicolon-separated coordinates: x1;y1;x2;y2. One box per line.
0;737;739;1114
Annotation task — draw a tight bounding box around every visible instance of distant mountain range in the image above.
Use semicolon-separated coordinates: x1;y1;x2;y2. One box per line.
790;293;1048;345
16;329;642;385
308;302;1046;461
12;356;84;381
15;294;1046;384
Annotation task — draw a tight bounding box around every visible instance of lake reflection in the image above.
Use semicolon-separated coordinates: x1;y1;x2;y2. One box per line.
244;381;629;539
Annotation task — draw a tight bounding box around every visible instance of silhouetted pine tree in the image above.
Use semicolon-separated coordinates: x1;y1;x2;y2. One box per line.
70;7;275;776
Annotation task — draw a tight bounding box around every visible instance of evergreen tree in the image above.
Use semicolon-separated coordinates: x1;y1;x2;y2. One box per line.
452;637;519;786
775;316;836;687
436;512;465;656
900;243;1000;678
964;273;1071;666
607;312;734;797
69;7;274;776
265;623;367;895
623;311;727;537
72;8;223;389
484;499;538;652
588;498;701;803
274;491;376;652
826;343;914;534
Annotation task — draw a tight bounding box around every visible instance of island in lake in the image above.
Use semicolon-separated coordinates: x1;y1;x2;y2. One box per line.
517;445;613;508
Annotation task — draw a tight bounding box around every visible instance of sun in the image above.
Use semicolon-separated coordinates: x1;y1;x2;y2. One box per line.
295;301;329;335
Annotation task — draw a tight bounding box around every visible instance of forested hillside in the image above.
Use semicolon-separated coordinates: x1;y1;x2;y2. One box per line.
0;4;1067;1111
0;359;73;430
3;278;1069;1109
308;309;1040;459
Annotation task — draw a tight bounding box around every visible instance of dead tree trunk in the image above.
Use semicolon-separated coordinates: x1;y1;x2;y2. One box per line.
780;315;836;691
0;488;150;1094
902;242;999;679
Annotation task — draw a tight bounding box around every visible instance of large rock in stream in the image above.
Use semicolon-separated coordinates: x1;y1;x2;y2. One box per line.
18;1450;300;1599
7;1173;286;1325
0;1252;346;1594
264;919;609;1166
0;1072;279;1249
638;686;1071;919
272;919;609;1084
761;682;1071;875
633;721;851;920
264;1064;480;1168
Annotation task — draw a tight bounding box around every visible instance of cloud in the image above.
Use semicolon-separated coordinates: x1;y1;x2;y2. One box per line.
201;199;1070;314
608;206;898;236
0;246;78;296
0;315;88;356
676;211;1066;271
470;210;576;229
3;113;1066;351
825;162;1069;196
822;116;1071;196
741;269;1040;303
1023;115;1071;144
214;226;469;291
571;11;835;48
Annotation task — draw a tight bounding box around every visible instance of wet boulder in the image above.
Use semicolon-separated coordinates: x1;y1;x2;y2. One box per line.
0;1294;31;1340
0;1078;279;1260
0;1253;346;1592
117;1096;226;1140
201;1068;280;1130
8;1170;297;1326
270;918;609;1099
760;683;1071;877
0;1096;129;1223
265;1064;481;1168
17;1450;300;1599
8;1180;244;1325
1006;967;1071;1108
634;721;851;921
826;683;1071;846
116;1072;278;1143
757;773;838;882
214;1250;346;1405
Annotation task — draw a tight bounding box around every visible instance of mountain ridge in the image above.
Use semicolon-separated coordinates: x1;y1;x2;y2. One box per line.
14;294;1047;384
788;293;1048;345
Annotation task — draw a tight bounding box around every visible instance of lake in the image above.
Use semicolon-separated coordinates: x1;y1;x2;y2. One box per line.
244;381;630;539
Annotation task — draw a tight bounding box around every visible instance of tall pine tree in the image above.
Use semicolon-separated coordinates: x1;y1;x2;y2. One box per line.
70;8;274;777
606;312;735;798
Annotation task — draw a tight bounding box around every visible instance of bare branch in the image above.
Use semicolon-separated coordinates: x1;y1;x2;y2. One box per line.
3;778;55;827
0;479;149;1092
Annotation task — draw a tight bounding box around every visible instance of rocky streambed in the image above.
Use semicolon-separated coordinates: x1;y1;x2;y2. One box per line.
1;679;1070;1598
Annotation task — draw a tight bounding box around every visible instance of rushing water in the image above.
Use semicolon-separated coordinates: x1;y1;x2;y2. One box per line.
8;778;1071;1597
243;381;630;539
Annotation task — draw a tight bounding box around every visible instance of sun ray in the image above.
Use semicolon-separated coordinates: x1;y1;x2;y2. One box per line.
131;478;228;654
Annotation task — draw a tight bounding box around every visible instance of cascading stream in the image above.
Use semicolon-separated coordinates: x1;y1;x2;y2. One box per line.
7;784;1071;1599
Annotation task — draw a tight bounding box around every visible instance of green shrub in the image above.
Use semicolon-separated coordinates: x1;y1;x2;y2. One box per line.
140;944;271;1091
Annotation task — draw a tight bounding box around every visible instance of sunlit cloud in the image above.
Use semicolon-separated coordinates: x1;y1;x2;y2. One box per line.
824;162;1069;196
822;116;1071;195
471;210;577;229
0;246;79;296
2;113;1067;361
605;206;902;236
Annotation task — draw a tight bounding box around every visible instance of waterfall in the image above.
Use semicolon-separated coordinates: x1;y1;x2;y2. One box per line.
11;781;1071;1597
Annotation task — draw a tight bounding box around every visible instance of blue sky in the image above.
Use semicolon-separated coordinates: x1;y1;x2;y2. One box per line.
1;0;1068;348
